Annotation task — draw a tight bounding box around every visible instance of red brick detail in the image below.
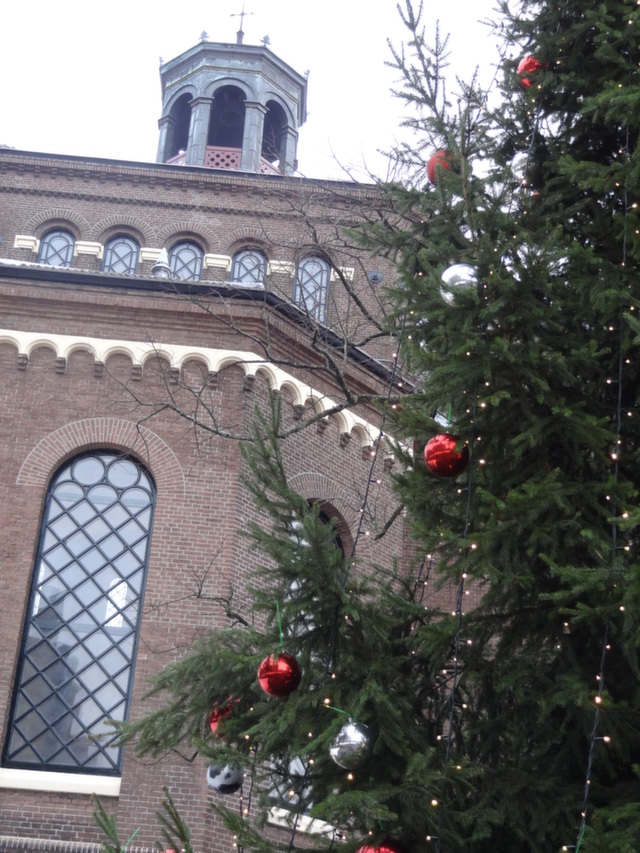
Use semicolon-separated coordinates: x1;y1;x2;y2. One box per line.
89;214;156;245
156;221;219;254
227;227;270;253
287;472;357;529
23;208;91;240
16;418;185;497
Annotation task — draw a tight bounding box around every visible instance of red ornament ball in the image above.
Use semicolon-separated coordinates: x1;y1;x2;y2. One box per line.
427;149;453;184
257;652;301;697
356;840;407;853
517;55;545;88
424;433;469;478
208;700;233;735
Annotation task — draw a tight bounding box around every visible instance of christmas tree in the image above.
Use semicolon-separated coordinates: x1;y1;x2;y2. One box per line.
111;1;640;850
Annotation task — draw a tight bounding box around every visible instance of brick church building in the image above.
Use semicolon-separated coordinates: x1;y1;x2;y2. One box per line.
0;28;415;853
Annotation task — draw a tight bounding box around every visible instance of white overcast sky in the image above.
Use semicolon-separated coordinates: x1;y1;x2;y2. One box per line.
0;0;503;181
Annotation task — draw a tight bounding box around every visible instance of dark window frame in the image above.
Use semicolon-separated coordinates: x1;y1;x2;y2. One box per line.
37;229;75;268
231;249;267;285
169;241;204;281
293;257;331;323
2;452;156;776
102;235;140;275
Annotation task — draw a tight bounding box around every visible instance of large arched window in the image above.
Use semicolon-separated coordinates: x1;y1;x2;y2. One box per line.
169;241;204;281
231;249;267;286
37;229;75;268
293;257;330;323
102;236;140;275
3;452;156;775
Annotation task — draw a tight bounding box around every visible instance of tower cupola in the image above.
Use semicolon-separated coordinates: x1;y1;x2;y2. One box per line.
156;33;307;175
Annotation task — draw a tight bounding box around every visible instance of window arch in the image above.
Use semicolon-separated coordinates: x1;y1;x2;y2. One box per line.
169;241;204;281
102;235;140;275
3;452;156;775
293;257;330;323
231;249;267;286
37;229;75;268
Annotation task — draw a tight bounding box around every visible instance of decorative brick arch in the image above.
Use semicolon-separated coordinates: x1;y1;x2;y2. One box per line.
89;214;157;245
17;418;185;499
226;226;270;255
23;208;91;240
157;220;219;254
287;472;358;530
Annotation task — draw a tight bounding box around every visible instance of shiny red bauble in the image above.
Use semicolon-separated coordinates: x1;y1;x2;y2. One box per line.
426;149;453;184
517;55;545;88
356;839;407;853
208;700;233;734
424;433;469;478
257;652;302;697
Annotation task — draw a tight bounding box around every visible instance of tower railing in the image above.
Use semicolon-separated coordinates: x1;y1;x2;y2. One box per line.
166;147;281;175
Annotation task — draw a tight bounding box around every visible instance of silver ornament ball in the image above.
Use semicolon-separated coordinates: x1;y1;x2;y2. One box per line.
440;263;479;305
329;719;372;769
510;151;529;182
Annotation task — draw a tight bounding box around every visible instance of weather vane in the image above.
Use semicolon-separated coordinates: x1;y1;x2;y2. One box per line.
231;3;254;44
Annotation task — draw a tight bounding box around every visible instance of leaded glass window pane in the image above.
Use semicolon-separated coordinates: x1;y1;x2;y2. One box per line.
102;236;140;275
169;241;204;281
37;230;75;268
3;453;155;775
293;257;330;323
231;249;267;285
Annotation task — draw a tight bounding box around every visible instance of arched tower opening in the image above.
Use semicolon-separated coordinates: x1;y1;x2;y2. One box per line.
208;86;246;149
262;100;288;166
164;93;192;162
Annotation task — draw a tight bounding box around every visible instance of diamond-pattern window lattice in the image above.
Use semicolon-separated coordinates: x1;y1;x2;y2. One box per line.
169;241;204;281
37;229;75;268
102;236;140;275
231;249;267;284
293;257;330;323
3;452;155;775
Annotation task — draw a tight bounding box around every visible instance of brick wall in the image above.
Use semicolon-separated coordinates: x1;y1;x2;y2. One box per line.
0;151;397;362
0;149;449;851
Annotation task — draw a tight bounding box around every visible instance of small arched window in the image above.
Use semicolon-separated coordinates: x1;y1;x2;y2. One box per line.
231;249;267;286
3;452;156;775
38;229;75;268
169;241;204;281
102;236;140;275
293;257;330;323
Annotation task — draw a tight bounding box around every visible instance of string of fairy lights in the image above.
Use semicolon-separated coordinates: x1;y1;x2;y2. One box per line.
425;27;634;850
562;117;635;853
510;34;637;852
228;26;637;853
280;322;411;853
230;320;412;853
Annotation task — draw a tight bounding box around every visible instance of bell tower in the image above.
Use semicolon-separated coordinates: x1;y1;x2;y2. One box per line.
156;30;307;175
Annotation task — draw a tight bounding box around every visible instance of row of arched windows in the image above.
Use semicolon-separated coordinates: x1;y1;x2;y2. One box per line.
36;231;331;322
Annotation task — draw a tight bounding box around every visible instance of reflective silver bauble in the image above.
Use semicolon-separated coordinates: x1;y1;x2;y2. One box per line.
329;719;372;769
440;263;479;304
510;151;529;182
206;763;243;794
